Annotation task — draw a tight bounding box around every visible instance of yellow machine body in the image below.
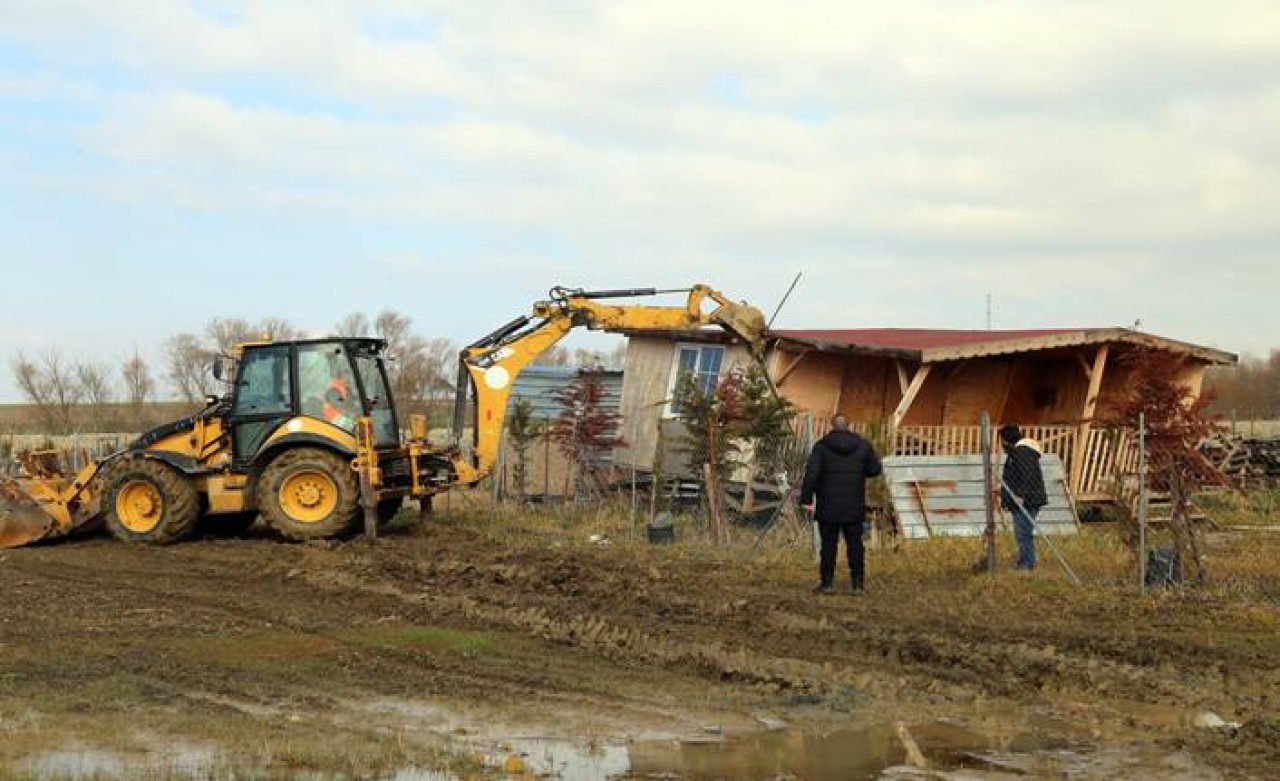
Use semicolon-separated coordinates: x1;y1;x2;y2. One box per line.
0;285;765;548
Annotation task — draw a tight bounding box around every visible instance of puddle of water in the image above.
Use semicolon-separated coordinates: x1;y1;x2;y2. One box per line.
17;701;1222;781
479;737;630;781
23;743;221;780
627;720;1056;781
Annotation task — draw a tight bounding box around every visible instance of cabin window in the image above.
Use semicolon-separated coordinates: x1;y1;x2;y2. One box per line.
666;343;725;415
231;346;292;417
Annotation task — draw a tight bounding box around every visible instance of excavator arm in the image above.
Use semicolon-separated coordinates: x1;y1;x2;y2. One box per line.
447;284;766;485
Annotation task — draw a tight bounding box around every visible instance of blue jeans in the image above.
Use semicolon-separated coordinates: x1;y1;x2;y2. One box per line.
1012;504;1038;570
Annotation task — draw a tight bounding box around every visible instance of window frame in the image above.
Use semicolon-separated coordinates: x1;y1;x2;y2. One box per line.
663;342;726;418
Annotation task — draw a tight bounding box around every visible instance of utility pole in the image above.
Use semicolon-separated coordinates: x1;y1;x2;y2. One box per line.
986;293;993;330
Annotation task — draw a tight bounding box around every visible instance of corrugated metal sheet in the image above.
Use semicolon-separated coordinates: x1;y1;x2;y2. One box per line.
768;328;1235;365
771;328;1077;351
883;454;1078;539
508;366;622;421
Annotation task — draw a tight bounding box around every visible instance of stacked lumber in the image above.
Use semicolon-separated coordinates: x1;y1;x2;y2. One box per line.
1199;434;1280;489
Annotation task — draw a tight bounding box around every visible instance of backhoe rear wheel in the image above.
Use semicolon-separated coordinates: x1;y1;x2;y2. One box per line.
258;448;359;540
103;457;200;544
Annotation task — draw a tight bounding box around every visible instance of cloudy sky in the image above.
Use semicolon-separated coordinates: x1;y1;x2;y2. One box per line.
1;1;1277;400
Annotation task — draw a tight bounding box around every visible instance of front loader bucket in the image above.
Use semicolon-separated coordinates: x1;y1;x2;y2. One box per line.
712;301;767;353
0;479;65;548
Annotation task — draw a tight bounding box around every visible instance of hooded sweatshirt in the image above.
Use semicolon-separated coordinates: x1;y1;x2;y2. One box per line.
1001;437;1047;511
799;430;883;525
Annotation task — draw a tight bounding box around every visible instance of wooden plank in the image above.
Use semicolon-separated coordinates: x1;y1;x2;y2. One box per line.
908;479;935;537
774;349;810;386
1071;345;1109;492
892;365;932;428
895;359;910;395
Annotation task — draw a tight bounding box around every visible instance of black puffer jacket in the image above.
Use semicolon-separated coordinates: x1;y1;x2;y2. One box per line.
1001;438;1048;510
799;430;883;525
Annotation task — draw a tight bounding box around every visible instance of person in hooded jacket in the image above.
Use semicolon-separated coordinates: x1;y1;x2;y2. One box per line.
800;415;883;594
999;424;1047;570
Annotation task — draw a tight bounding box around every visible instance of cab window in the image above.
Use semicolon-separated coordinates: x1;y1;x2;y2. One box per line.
352;347;398;446
231;346;292;416
297;343;360;432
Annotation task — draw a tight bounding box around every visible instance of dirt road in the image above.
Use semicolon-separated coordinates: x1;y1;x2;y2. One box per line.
1;516;1277;779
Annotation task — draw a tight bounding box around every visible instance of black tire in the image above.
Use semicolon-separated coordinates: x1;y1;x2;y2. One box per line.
258;448;360;540
199;511;259;537
102;457;200;544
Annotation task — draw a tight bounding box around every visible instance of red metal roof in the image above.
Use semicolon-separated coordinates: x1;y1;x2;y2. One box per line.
769;328;1079;351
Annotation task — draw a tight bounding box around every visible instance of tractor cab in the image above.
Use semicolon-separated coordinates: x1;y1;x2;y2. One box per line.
226;338;400;467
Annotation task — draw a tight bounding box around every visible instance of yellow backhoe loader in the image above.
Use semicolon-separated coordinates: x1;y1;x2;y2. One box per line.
0;284;765;548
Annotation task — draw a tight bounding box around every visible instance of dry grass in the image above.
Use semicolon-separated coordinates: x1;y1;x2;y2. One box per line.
449;491;1280;612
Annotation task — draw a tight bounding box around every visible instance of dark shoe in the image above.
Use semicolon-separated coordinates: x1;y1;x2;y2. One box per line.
850;583;865;594
812;583;835;595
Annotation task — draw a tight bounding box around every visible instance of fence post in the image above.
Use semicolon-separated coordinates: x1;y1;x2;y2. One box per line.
981;412;995;574
1138;411;1148;594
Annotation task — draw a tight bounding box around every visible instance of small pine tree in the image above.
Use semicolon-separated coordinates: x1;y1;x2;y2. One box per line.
507;398;543;500
673;362;796;541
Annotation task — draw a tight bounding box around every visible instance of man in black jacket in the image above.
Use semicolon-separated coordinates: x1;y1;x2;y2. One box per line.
800;415;883;594
999;424;1047;570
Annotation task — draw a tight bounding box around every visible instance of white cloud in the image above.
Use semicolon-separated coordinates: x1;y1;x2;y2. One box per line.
1;0;1278;370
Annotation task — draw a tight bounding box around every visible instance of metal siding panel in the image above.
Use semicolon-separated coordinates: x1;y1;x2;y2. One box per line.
883;453;1077;539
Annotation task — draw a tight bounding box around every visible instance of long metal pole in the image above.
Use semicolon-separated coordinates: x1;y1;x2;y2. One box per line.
1138;411;1148;594
981;412;995;574
999;477;1081;585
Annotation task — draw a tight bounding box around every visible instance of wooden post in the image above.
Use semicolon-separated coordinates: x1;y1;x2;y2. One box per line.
892;364;932;429
1071;346;1109;494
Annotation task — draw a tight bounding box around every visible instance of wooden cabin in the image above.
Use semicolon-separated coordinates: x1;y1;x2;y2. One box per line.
617;326;1236;501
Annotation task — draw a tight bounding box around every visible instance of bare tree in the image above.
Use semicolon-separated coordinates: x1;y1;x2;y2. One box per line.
604;342;628;370
259;317;302;342
204;318;258;354
164;333;216;403
75;360;115;430
334;312;372;337
9;348;84;434
421;336;457;399
121;349;155;429
533;346;570;367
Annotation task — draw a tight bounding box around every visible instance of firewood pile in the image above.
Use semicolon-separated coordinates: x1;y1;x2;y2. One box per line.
1199;434;1280;489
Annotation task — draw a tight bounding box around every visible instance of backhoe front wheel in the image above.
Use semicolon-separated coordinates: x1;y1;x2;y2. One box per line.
103;458;200;544
258;448;360;540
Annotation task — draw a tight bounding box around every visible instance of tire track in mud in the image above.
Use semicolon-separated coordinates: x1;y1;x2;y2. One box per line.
295;536;1266;716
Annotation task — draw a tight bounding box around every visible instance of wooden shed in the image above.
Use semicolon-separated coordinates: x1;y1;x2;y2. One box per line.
618;326;1236;502
768;327;1236;500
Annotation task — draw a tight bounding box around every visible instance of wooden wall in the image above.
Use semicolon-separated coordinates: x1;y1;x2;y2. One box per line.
772;343;1217;429
618;336;752;470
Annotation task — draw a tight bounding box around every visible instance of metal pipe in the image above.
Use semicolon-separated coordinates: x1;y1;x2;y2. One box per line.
1139;411;1147;594
981;412;995;574
575;287;659;299
466;315;531;350
450;359;470;447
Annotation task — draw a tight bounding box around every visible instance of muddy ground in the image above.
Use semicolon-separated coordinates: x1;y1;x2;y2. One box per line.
1;508;1278;779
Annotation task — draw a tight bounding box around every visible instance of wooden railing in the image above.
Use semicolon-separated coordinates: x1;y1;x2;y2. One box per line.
788;417;1140;501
